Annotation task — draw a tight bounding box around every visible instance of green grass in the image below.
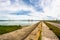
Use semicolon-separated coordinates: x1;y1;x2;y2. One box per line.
38;32;42;40
0;25;22;35
44;22;60;39
38;23;42;40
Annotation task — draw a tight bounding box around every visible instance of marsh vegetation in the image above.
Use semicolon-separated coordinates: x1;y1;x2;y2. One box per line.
0;25;22;35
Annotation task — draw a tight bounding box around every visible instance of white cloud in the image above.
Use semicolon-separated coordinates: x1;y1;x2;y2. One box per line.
40;0;60;20
0;0;60;20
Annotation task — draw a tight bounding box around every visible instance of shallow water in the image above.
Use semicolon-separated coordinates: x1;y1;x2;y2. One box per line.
0;20;40;26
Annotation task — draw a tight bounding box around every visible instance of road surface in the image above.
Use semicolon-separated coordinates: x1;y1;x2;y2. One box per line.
42;22;59;40
0;21;59;40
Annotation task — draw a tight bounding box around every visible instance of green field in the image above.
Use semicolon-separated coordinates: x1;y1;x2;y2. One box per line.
0;25;22;35
44;22;60;39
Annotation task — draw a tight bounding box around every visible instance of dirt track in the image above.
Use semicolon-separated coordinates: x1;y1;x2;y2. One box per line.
0;22;59;40
42;22;59;40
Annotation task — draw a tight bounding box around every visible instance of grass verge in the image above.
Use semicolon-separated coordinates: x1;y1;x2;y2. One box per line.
44;22;60;39
38;31;42;40
0;25;22;35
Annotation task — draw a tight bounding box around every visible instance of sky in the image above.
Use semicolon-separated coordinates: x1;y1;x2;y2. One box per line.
0;0;60;20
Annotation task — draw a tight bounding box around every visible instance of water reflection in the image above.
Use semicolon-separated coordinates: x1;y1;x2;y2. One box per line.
0;20;40;26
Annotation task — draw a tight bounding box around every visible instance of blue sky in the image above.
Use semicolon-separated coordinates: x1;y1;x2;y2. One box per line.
0;0;60;20
11;10;31;15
